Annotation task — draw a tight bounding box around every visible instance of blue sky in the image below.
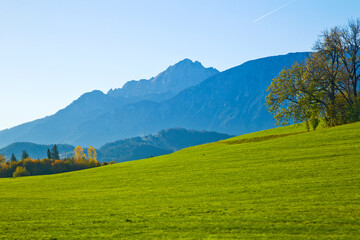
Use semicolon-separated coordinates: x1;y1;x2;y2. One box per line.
0;0;359;130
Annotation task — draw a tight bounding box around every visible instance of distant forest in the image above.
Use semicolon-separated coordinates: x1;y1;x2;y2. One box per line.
0;128;232;178
0;145;114;178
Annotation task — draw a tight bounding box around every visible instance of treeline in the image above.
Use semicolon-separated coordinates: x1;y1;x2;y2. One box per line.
0;145;115;178
267;19;360;129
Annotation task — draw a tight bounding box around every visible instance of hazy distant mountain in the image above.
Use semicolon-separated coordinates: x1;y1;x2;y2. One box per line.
0;142;75;160
98;128;233;162
0;59;218;148
0;53;310;148
107;59;219;102
0;90;126;148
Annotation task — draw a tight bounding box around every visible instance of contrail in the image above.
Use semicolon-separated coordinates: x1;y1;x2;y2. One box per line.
253;0;296;23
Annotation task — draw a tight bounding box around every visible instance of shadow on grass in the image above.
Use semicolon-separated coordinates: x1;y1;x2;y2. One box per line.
223;131;305;145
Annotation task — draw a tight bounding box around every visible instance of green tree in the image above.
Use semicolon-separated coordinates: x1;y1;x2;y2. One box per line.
10;153;17;162
267;19;360;127
47;149;51;159
266;62;311;126
21;150;29;160
51;145;60;160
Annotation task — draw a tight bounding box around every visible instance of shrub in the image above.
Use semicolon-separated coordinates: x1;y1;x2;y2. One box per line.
13;166;30;178
310;116;320;131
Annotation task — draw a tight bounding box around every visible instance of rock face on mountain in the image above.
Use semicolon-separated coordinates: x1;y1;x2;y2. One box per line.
0;52;310;148
107;59;219;102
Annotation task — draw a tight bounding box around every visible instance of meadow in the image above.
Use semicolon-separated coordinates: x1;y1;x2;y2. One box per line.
0;122;359;239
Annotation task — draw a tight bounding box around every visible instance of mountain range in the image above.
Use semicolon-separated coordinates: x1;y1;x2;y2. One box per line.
0;52;310;148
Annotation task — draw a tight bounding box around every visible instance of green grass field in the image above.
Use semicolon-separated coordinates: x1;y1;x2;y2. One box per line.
0;123;359;239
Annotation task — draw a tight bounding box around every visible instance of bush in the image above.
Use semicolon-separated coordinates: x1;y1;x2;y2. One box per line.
13;166;30;178
310;116;320;131
346;98;360;123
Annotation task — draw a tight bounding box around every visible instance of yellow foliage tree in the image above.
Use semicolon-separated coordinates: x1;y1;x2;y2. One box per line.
0;154;6;165
74;146;84;161
87;146;100;167
87;146;97;161
0;154;6;168
13;166;30;178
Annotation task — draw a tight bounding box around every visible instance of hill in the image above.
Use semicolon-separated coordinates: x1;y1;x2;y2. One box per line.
0;122;358;239
98;128;233;162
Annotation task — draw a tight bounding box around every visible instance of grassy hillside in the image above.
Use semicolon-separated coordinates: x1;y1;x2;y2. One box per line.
0;123;359;239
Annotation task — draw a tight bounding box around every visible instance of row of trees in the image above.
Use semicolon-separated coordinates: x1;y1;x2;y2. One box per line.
0;146;115;178
6;145;62;164
267;19;360;129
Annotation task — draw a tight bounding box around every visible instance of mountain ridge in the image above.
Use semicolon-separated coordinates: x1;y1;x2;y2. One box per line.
0;53;310;147
107;58;219;101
